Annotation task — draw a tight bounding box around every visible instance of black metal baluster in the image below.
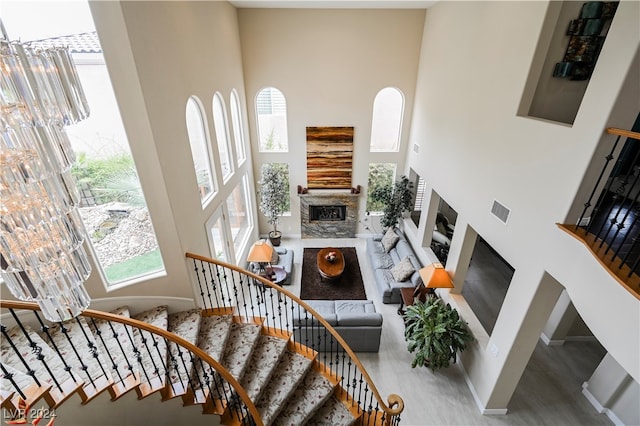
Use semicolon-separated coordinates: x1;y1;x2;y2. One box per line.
88;318;124;386
0;363;28;400
32;311;77;384
7;310;60;391
74;317;110;382
205;262;221;308
56;320;97;388
193;259;212;310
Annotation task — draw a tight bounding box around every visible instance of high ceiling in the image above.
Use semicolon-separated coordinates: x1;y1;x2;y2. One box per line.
229;0;437;8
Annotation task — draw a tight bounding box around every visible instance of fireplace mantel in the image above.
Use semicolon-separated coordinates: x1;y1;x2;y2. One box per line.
299;193;360;238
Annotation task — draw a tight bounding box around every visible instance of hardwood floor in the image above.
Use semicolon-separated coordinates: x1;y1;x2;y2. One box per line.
281;236;611;425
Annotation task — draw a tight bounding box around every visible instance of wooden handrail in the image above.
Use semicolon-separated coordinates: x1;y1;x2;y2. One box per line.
606;127;640;140
185;251;405;420
0;299;263;426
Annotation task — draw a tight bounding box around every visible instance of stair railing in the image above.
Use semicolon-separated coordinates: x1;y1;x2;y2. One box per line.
186;252;404;426
0;300;262;426
560;127;640;298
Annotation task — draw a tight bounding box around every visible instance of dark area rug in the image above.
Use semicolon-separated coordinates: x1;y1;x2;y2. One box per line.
300;247;367;300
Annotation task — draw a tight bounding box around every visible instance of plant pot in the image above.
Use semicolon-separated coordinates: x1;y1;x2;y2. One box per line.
269;231;282;247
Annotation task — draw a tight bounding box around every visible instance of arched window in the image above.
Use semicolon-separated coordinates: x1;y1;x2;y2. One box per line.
212;92;233;182
230;89;246;166
186;96;216;203
256;87;288;152
370;87;404;152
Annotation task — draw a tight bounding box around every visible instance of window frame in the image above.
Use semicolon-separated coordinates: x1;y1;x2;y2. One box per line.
186;96;217;207
369;87;405;153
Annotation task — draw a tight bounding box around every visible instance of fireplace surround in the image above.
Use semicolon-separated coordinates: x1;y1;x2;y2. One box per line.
300;193;359;238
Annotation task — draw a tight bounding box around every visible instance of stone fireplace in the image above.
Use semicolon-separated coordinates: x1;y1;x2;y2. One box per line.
300;193;359;238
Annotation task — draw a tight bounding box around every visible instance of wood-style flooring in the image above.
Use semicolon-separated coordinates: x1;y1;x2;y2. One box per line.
283;236;611;426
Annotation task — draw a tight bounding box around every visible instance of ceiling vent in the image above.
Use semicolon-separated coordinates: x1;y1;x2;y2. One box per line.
491;200;511;224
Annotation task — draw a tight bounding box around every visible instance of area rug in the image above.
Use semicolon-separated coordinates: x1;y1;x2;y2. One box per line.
300;247;367;300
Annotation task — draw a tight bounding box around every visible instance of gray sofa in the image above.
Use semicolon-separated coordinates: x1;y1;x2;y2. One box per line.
292;300;383;352
366;228;423;304
248;246;294;285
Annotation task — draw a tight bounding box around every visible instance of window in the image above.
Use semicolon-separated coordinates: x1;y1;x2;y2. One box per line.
230;89;246;166
206;208;229;262
226;175;253;256
63;27;165;286
186;97;216;203
370;87;404;152
409;168;427;227
260;163;291;214
212;92;233;181
366;163;396;213
256;87;288;152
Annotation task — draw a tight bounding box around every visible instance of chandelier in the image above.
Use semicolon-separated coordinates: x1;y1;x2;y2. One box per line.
1;27;93;321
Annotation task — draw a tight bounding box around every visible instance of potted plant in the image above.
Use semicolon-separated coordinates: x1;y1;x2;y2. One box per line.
369;175;413;230
259;163;289;246
404;296;474;371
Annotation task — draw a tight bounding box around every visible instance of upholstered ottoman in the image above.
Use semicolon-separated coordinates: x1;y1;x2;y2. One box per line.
293;300;383;352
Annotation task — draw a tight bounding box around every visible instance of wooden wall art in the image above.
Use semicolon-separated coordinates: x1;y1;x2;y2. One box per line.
306;126;354;189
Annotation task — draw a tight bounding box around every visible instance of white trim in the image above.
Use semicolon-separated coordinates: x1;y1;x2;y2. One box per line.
458;358;509;415
582;382;605;413
540;333;565;346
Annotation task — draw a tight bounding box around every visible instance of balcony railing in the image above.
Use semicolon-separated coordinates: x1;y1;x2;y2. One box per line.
559;127;640;298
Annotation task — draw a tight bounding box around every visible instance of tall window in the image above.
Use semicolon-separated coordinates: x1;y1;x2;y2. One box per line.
212;92;233;182
186;97;216;203
226;175;253;256
206;207;228;262
366;163;396;213
256;87;288;152
230;89;246;166
58;23;165;285
370;87;404;152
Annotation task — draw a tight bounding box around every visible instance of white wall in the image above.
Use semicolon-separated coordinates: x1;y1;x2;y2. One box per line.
407;0;640;411
237;8;425;237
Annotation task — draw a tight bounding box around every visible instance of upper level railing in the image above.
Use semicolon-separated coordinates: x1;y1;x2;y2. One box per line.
559;127;640;298
0;300;260;425
186;252;404;425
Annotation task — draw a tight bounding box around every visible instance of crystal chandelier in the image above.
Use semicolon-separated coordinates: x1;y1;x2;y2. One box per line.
1;26;93;321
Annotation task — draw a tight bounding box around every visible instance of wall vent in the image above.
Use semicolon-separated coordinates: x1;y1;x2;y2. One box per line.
491;200;511;224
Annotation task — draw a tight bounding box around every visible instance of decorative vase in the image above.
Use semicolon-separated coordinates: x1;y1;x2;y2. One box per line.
325;251;336;263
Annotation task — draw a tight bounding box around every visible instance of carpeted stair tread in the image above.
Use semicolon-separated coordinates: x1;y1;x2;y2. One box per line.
1;363;36;392
89;306;137;384
39;317;109;383
196;314;233;362
166;309;202;384
131;306;168;383
255;350;313;425
306;394;356;426
272;368;335;426
220;322;262;381
1;325;70;386
239;334;288;400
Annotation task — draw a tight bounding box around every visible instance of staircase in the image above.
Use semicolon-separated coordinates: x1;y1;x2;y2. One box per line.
0;252;404;425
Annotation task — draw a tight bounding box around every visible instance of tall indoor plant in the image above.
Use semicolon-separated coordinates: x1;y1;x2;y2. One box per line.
370;174;414;230
259;163;289;246
404;296;474;371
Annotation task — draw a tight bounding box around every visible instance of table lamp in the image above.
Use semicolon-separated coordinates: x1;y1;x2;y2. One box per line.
419;262;454;294
247;240;275;278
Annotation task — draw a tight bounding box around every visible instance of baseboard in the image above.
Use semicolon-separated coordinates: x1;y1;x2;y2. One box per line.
582;383;625;426
581;382;605;413
458;359;508;415
566;336;598;342
540;333;565;346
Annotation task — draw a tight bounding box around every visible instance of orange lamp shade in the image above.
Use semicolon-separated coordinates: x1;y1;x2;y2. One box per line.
419;263;454;289
247;240;274;263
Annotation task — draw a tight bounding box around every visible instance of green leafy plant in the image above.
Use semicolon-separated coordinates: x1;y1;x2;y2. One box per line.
404;296;474;371
369;175;413;230
259;163;290;240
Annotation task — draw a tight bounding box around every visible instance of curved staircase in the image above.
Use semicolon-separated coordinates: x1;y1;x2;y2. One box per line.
0;253;404;425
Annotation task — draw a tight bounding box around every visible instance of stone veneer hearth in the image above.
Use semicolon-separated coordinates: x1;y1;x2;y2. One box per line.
300;193;359;238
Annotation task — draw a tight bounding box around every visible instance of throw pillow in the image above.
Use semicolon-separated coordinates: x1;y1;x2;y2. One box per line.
381;228;400;253
390;256;415;282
